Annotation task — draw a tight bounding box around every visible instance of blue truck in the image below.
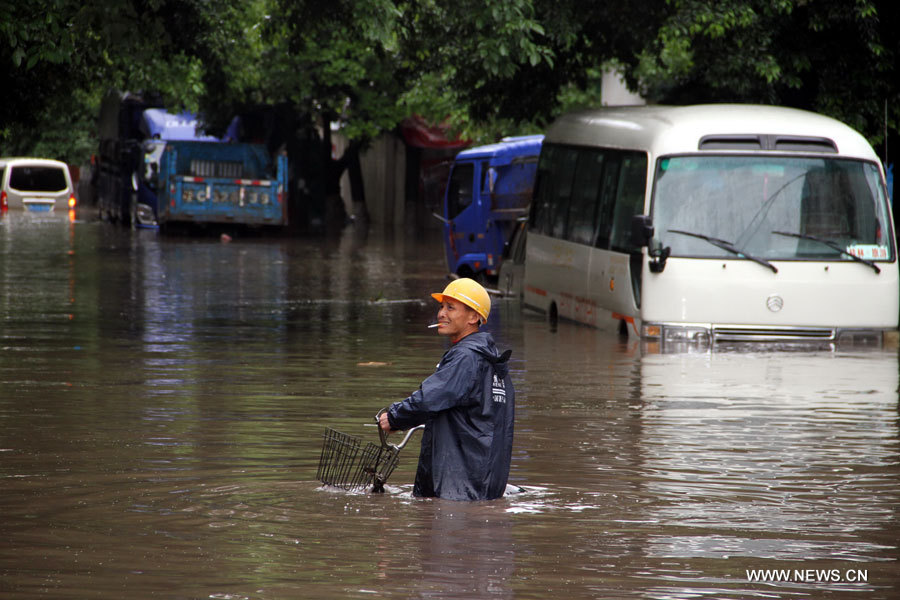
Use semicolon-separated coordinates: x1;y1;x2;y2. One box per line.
437;135;543;281
96;94;288;229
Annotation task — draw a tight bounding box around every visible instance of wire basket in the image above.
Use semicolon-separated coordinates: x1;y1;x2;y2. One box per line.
316;412;423;493
317;427;402;492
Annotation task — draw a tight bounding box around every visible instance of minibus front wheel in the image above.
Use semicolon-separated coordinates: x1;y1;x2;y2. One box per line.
548;301;558;331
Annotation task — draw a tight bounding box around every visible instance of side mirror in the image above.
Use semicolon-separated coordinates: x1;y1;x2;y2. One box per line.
648;242;670;273
631;214;654;248
632;214;671;273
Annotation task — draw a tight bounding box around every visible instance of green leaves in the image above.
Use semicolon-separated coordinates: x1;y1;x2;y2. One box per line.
4;0;899;168
625;0;895;154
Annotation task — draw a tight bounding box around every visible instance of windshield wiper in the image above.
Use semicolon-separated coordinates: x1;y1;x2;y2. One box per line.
771;230;881;274
669;229;778;273
735;172;808;248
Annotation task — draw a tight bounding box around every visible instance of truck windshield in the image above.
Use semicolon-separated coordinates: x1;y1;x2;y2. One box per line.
651;155;893;262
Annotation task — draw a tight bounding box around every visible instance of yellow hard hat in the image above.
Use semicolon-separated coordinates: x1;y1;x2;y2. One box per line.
431;278;491;323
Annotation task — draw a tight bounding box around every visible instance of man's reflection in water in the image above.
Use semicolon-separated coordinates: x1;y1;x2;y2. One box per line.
415;501;516;599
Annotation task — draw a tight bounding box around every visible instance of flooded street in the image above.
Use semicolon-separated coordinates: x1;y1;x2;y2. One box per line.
2;210;899;599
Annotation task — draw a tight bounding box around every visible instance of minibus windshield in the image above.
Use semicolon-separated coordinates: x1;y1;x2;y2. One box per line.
652;155;893;263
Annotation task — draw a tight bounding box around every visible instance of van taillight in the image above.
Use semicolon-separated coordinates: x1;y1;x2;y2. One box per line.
68;195;77;209
1;190;7;211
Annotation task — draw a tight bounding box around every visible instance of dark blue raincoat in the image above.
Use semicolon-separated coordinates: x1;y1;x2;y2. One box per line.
386;331;515;500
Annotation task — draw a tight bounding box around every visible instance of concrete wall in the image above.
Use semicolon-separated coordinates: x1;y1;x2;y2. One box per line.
359;134;406;226
602;69;645;106
335;132;407;226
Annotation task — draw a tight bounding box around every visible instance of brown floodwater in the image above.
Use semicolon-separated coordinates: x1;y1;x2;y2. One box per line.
2;209;899;599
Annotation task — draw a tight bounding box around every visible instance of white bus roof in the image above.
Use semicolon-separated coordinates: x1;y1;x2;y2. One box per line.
544;104;879;162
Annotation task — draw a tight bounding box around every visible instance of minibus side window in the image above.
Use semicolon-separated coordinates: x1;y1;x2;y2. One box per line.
610;154;649;252
550;149;579;239
594;154;621;249
530;145;578;238
565;150;605;245
447;163;474;221
530;146;556;235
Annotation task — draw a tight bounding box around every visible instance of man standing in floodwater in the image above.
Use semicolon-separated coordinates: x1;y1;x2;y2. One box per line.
378;278;515;500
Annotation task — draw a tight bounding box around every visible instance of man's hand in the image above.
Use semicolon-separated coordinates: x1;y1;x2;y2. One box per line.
378;411;393;433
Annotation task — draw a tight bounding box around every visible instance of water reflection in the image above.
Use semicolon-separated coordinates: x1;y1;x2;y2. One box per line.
640;352;899;540
385;501;516;600
635;350;900;597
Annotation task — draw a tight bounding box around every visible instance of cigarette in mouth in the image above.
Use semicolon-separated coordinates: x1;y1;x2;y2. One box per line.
427;323;440;328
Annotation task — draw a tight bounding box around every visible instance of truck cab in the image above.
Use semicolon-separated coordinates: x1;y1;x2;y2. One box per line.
440;135;542;281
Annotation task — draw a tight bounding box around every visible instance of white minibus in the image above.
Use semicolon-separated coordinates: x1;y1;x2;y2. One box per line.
524;104;898;348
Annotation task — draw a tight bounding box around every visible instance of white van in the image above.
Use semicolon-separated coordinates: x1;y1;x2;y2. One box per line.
524;104;898;348
0;157;76;212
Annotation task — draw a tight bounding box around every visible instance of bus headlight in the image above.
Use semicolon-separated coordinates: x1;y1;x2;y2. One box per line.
836;329;882;347
642;323;712;346
663;325;711;346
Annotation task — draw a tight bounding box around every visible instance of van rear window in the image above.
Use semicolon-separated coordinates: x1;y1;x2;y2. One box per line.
9;166;68;192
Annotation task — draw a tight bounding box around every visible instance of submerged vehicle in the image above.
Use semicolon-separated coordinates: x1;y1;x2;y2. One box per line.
525;104;898;348
96;94;288;229
0;157;76;213
437;135;542;281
